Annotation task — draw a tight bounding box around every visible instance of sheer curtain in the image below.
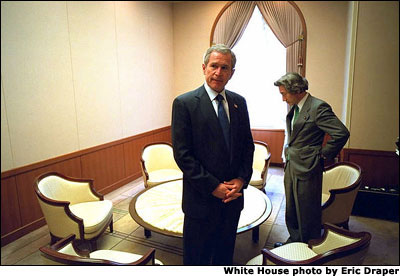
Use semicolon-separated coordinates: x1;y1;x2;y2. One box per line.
225;7;287;129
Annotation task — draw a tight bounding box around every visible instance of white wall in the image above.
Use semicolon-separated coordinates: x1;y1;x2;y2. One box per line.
1;1;174;172
2;1;398;173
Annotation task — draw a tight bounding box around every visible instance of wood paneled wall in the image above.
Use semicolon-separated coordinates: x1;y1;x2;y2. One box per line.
343;148;399;190
251;129;285;165
1;127;172;246
2;126;397;246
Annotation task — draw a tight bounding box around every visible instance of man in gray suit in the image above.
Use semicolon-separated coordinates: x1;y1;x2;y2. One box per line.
171;44;254;265
274;72;350;246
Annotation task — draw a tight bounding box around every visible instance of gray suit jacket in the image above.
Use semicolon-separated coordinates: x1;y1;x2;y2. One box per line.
285;94;350;179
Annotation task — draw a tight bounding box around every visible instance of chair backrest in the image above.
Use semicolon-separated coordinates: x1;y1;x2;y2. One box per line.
322;162;361;195
40;234;158;265
310;223;371;265
253;141;271;171
35;172;99;205
141;142;179;172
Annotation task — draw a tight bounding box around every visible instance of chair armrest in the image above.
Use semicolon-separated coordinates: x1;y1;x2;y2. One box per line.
261;248;322;265
261;152;271;179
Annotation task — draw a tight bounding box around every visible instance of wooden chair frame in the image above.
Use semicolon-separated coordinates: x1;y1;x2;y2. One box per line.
140;141;182;188
322;161;362;229
261;223;371;265
34;172;113;249
251;140;272;193
40;234;156;265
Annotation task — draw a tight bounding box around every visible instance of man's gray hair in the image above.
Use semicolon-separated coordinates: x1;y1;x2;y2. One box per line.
203;44;237;69
274;72;308;94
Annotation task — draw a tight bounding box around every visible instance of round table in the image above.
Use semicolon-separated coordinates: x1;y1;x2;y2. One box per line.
129;180;272;242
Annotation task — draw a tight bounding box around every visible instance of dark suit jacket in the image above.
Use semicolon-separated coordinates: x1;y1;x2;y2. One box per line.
285;94;350;179
171;85;254;219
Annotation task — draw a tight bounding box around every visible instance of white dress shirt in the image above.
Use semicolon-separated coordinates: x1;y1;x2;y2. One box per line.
204;82;230;122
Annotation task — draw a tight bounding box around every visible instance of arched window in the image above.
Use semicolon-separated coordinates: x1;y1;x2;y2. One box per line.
211;1;307;75
210;1;307;129
226;6;287;128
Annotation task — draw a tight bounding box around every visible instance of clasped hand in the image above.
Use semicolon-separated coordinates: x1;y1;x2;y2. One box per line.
212;178;244;203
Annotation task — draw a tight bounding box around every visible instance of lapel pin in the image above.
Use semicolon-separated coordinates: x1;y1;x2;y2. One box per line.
234;104;238;108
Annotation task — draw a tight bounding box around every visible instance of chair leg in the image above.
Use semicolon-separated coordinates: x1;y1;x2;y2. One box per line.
144;228;152;238
343;220;349;230
89;240;97;251
252;226;259;243
109;220;113;233
50;233;59;245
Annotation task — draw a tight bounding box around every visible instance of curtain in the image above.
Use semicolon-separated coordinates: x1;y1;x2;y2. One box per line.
212;1;256;48
256;1;304;75
212;1;305;75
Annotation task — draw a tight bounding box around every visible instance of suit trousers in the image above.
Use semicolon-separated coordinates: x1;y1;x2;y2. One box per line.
183;204;241;265
284;160;323;243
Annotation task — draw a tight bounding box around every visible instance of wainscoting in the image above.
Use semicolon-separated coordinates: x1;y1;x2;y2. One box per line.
343;148;399;221
2;127;398;245
1;127;172;246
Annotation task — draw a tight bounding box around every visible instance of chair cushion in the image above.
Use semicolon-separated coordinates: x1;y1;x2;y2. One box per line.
246;243;318;265
90;250;163;265
246;254;263;265
69;200;113;234
311;230;361;254
270;242;318;260
148;169;183;185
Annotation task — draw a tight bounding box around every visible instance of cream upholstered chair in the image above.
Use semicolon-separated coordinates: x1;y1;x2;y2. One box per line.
249;141;271;192
140;142;183;188
321;161;362;229
246;223;371;265
40;234;163;265
34;172;113;250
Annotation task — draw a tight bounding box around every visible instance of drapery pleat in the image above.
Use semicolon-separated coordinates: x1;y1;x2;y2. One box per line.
212;1;256;48
211;1;305;75
256;1;304;74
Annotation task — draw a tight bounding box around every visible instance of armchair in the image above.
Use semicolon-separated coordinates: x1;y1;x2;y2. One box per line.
321;162;362;229
40;234;163;265
34;172;113;250
246;223;371;265
249;141;271;192
140;142;183;188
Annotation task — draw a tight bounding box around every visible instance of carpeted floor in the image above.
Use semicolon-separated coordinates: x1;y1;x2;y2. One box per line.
1;167;398;265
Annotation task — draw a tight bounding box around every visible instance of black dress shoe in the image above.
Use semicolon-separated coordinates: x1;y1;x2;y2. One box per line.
274;242;285;248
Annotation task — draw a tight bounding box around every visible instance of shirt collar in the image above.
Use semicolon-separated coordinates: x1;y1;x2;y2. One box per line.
204;82;227;102
296;92;309;111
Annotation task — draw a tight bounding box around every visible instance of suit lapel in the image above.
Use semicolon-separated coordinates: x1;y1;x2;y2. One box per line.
286;107;295;137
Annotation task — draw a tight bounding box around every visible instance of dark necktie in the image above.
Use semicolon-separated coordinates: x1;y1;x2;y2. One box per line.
216;94;230;150
293;104;299;124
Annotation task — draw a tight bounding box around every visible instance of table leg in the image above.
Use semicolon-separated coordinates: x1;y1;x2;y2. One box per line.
144;228;152;238
252;226;259;243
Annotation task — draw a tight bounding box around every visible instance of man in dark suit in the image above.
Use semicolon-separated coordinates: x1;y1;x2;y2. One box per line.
171;44;254;265
274;72;350;246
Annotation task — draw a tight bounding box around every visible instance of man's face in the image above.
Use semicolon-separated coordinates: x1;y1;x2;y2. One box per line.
202;51;234;93
279;85;297;106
